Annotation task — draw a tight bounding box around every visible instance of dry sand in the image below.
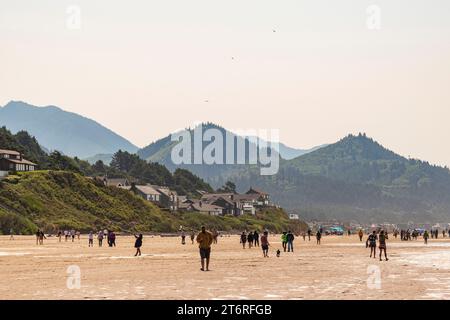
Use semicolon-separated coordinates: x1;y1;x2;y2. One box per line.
1;234;450;300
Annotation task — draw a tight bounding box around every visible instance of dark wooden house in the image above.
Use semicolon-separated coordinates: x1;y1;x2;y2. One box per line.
0;149;37;172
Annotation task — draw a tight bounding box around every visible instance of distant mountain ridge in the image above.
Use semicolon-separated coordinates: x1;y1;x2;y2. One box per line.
140;128;450;223
226;134;450;223
137;123;326;184
4;101;450;223
0;101;138;158
138;124;324;162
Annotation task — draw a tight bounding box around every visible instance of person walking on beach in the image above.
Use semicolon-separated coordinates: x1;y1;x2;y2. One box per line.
190;231;195;244
35;229;41;245
423;230;429;244
378;230;388;261
64;230;69;242
134;234;143;256
70;229;76;242
261;231;270;257
307;228;312;241
281;231;288;252
57;230;62;242
9;228;14;240
212;229;219;244
109;231;116;247
253;230;260;247
98;230;104;247
247;232;253;248
316;230;322;245
302;232;306;241
38;230;46;245
240;231;247;249
196;226;213;271
366;231;377;258
181;231;186;245
287;231;295;252
88;231;94;247
76;230;81;241
358;229;364;242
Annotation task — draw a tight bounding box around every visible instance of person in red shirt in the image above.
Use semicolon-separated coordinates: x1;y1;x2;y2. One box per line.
261;231;270;257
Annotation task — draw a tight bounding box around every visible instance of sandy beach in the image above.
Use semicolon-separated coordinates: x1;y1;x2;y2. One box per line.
1;234;450;300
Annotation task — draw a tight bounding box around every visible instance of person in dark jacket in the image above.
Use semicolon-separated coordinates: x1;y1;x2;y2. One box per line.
287;231;295;252
108;231;116;247
134;234;143;256
240;232;247;249
253;230;260;247
247;232;254;248
316;231;322;245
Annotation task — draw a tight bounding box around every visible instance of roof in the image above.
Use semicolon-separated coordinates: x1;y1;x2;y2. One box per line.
135;185;161;196
190;202;223;212
210;196;234;206
106;178;129;186
151;185;177;197
178;199;193;210
246;187;268;195
0;149;21;156
6;158;37;165
232;194;261;202
201;193;234;201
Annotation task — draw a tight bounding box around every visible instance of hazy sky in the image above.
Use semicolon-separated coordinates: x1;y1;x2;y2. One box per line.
1;0;450;166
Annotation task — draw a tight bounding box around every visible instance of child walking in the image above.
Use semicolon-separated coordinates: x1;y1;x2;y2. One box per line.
134;234;143;256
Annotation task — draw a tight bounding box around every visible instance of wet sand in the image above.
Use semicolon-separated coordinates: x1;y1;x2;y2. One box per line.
1;234;450;300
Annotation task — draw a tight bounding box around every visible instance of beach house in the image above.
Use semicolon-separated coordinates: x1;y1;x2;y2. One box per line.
0;149;37;173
